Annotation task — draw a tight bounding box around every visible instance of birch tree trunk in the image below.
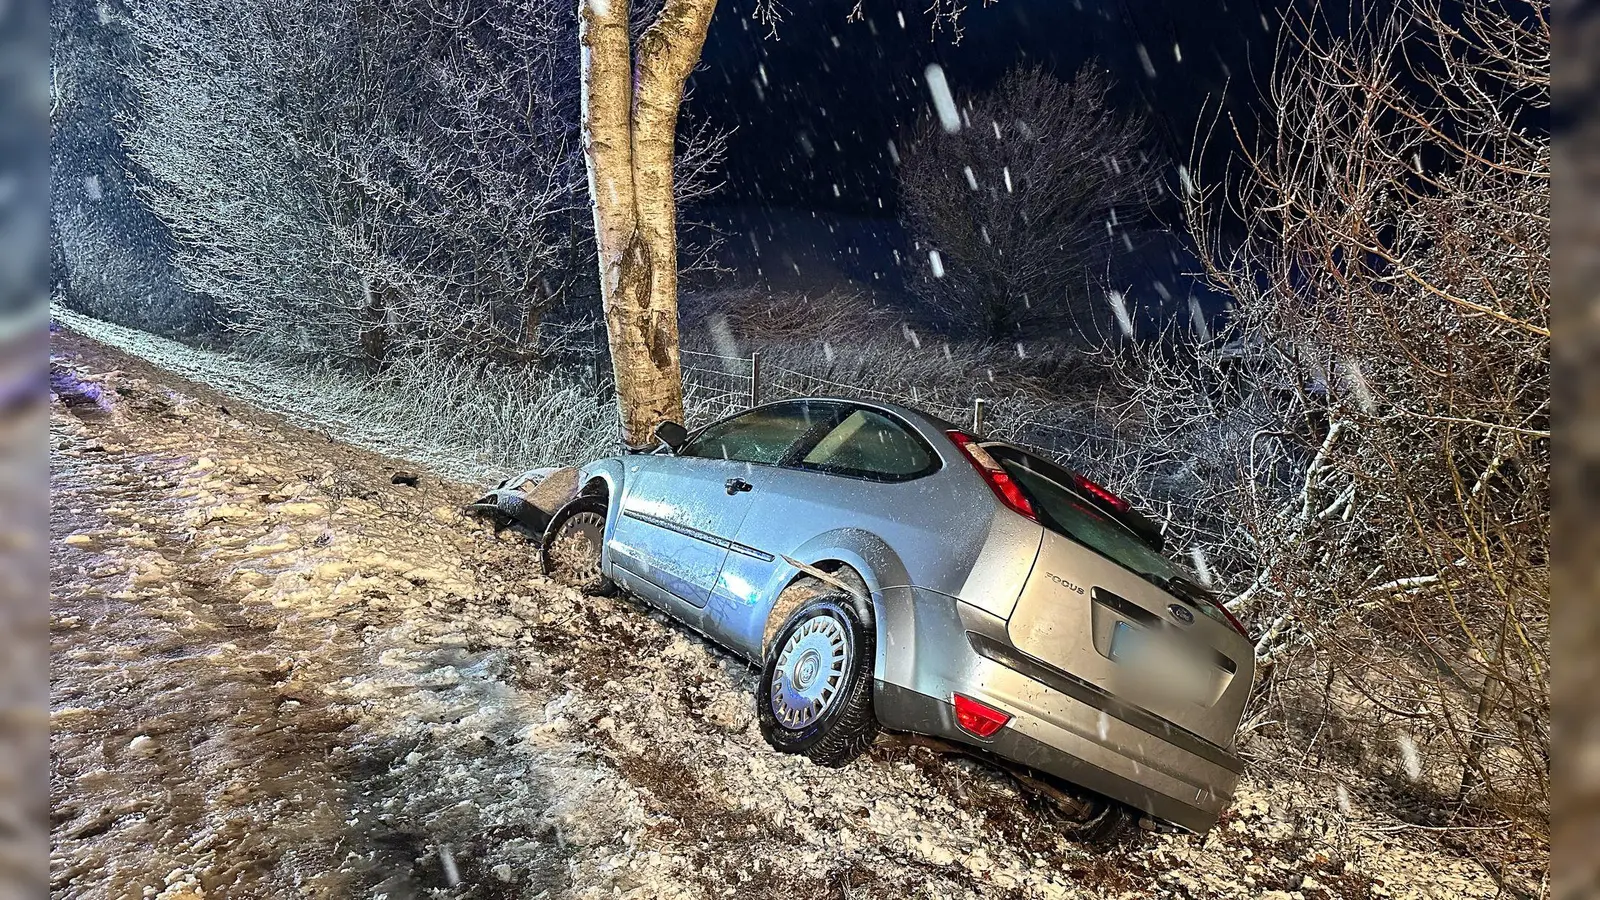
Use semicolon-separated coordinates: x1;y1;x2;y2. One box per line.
579;0;717;448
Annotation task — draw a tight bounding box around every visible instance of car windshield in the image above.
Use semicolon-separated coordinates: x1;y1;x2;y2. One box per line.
987;445;1193;589
679;403;825;465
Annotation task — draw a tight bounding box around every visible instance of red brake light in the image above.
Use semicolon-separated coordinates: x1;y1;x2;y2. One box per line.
953;693;1012;738
1205;596;1249;638
1069;472;1131;513
947;431;1036;522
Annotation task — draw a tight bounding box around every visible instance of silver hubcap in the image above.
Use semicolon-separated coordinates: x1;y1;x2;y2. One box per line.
770;614;849;729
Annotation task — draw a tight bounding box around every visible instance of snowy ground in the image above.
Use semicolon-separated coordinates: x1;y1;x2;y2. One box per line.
50;328;1509;899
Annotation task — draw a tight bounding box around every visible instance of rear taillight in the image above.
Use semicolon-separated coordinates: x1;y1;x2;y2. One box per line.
1069;472;1131;514
947;431;1036;521
953;693;1012;738
1203;596;1249;637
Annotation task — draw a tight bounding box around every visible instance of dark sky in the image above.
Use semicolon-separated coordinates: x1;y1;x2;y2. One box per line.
683;0;1301;303
690;0;1292;219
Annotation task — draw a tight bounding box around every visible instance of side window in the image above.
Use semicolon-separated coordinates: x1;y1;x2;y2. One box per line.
679;402;826;465
798;407;938;481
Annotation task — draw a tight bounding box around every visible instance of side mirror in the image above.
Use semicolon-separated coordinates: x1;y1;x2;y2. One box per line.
653;420;688;454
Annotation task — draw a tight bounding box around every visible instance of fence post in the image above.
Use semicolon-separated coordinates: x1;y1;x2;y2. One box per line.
749;351;761;408
972;397;986;435
593;353;612;403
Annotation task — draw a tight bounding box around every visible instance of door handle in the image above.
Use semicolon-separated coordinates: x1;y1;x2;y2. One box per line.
725;477;753;495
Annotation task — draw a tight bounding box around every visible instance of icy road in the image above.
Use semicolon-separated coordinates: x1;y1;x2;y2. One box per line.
49;330;1501;899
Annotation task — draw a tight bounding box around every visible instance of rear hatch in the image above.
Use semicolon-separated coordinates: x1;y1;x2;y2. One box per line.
985;445;1254;749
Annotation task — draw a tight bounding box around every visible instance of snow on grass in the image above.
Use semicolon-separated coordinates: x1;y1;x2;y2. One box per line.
53;305;618;486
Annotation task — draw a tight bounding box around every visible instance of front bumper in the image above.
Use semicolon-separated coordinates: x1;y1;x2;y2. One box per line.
871;586;1243;833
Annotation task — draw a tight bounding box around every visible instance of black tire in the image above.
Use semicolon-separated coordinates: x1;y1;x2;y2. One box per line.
540;498;616;596
758;595;879;767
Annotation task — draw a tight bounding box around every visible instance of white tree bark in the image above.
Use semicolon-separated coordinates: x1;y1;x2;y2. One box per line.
580;0;717;447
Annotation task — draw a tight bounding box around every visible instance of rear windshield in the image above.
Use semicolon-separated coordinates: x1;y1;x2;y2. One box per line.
986;445;1186;585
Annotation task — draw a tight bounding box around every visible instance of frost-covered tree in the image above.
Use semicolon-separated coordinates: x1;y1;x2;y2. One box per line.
898;65;1160;341
120;0;723;368
50;0;198;337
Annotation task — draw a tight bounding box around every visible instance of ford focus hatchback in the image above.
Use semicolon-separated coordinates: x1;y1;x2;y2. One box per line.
542;397;1254;834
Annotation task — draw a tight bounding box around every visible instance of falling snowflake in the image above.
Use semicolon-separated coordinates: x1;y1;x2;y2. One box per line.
1136;44;1156;78
1397;733;1423;781
1188;547;1214;586
1188;296;1211;342
1340;358;1378;413
1177;165;1197;198
1107;290;1134;337
924;64;962;134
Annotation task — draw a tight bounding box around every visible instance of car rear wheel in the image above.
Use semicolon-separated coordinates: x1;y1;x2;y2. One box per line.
758;596;879;767
1006;767;1134;844
541;498;616;596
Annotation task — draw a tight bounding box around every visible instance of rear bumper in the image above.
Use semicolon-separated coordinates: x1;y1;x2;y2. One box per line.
871;586;1243;833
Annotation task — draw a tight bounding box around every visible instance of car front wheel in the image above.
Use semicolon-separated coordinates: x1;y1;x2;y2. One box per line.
541;498;616;596
758;595;879;767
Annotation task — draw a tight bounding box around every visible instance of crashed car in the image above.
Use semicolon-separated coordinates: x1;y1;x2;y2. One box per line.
466;466;580;534
541;397;1253;834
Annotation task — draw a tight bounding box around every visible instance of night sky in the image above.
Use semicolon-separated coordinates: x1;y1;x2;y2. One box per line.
684;0;1300;302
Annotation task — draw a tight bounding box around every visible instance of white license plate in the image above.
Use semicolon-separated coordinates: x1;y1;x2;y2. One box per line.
1110;621;1213;701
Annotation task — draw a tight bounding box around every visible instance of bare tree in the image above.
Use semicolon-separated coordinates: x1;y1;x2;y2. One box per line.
898;65;1160;341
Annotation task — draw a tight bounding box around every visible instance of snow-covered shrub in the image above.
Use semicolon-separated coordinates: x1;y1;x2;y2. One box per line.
50;0;201;340
304;351;622;478
1122;0;1548;835
54;204;212;341
54;303;618;481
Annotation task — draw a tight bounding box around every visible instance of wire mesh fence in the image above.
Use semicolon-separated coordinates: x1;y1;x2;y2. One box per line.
672;346;1115;471
680;349;756;422
552;314;1123;472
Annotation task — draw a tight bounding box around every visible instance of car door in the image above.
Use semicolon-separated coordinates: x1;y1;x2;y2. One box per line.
702;403;949;658
607;401;828;611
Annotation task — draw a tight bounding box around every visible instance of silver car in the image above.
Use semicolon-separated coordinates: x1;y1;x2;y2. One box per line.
542;397;1254;835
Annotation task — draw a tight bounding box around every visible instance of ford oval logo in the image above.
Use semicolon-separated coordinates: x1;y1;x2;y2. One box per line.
1168;604;1195;625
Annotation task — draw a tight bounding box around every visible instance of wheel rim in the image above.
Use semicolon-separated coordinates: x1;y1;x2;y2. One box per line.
770;613;850;729
548;510;604;585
